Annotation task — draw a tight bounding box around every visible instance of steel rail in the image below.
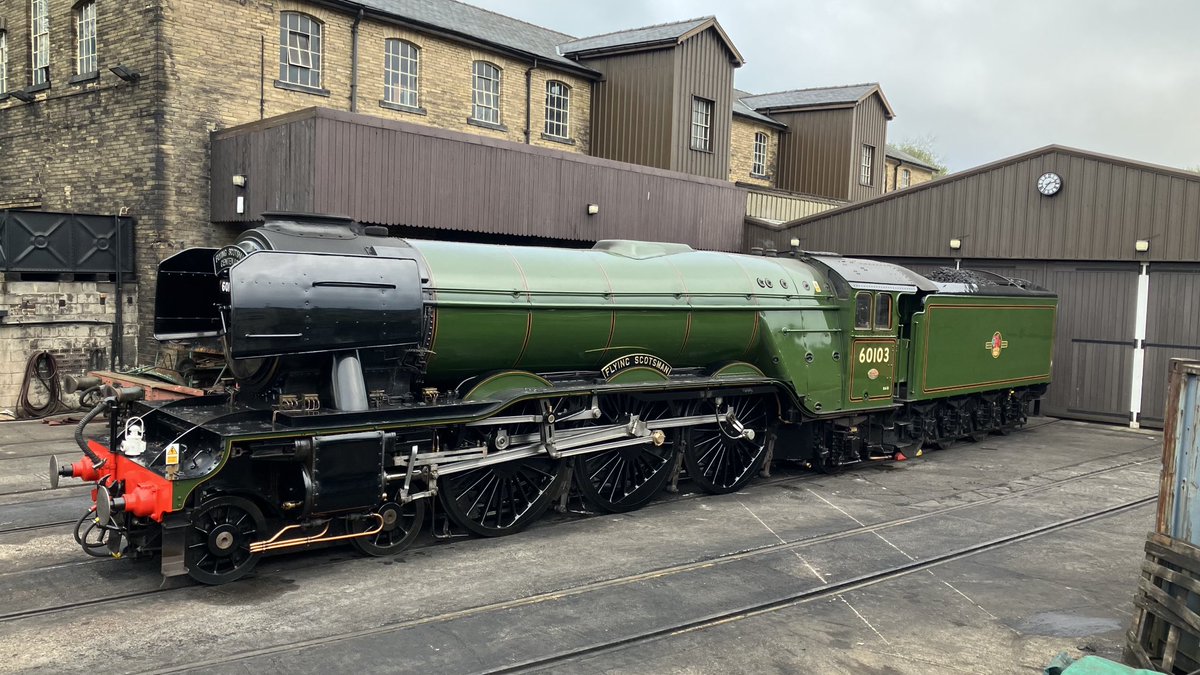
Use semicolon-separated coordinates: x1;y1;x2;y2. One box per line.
129;454;1152;674
0;419;1111;626
481;495;1156;675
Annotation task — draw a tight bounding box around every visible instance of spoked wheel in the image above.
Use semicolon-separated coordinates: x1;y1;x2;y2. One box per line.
574;394;678;513
185;495;265;585
683;395;773;494
350;498;426;556
439;456;565;537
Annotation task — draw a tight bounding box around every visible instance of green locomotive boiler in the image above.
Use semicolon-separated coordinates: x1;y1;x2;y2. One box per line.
52;214;1057;584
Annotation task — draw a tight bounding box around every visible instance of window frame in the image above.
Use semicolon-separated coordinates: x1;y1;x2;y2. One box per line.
751;131;768;176
0;30;7;96
900;168;911;188
543;79;570;140
383;38;420;110
859;144;875;186
471;60;502;126
690;96;713;152
874;293;893;331
854;292;873;330
29;0;50;87
75;1;97;77
277;12;325;93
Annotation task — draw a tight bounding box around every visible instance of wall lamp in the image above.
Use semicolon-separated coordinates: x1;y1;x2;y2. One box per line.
1135;239;1150;253
586;203;599;216
232;175;248;188
10;89;36;103
949;238;962;251
109;65;141;82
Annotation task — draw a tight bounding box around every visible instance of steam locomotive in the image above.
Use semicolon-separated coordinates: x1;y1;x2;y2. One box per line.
52;214;1057;584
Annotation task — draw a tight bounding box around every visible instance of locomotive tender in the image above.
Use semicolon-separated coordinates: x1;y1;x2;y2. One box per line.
52;214;1057;584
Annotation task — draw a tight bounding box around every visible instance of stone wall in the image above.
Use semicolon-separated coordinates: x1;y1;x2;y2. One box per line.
0;280;139;413
729;118;777;187
884;158;936;192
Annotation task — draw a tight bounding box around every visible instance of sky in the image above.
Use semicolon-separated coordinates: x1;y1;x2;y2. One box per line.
468;0;1200;173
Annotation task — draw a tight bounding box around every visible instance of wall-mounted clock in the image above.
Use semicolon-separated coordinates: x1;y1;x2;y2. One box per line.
1036;172;1062;196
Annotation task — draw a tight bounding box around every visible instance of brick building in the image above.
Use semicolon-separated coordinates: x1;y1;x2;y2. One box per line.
884;145;940;192
0;0;899;410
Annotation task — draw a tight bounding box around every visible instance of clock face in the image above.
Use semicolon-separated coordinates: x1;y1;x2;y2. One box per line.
1037;172;1062;196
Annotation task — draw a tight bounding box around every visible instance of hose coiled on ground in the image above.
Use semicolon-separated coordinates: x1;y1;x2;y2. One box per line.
17;351;62;418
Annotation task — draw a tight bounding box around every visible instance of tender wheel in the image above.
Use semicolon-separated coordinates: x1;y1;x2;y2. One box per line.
683;395;772;494
574;395;677;513
350;498;426;556
439;457;565;537
184;495;265;585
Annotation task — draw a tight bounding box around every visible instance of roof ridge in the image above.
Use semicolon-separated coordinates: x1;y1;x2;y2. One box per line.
444;0;577;41
561;15;713;45
743;82;878;99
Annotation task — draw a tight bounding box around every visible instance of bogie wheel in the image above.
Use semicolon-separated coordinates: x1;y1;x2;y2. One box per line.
350;497;426;556
683;395;773;494
185;495;266;585
439;456;565;537
574;395;678;513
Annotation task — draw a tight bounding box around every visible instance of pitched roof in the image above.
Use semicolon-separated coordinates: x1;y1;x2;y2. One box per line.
885;144;939;172
740;83;895;118
559;16;745;65
780;144;1200;229
352;0;595;74
732;89;786;128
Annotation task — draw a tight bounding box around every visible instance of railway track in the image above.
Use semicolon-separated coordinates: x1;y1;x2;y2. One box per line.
135;487;1156;674
0;428;1154;626
486;495;1156;675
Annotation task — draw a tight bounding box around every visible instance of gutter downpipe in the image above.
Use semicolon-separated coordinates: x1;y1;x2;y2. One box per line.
524;59;537;144
350;8;364;112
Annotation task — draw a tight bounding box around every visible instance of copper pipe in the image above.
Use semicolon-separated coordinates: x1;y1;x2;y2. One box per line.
249;513;384;554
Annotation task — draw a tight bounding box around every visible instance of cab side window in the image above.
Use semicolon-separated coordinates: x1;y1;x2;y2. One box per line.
875;293;893;330
854;292;872;330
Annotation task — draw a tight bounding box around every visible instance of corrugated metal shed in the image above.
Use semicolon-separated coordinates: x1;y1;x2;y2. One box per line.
580;25;737;181
773;145;1200;262
210;107;747;251
743;188;844;231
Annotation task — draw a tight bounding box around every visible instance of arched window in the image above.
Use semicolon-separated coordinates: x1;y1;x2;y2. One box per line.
544;80;569;138
279;12;322;89
384;39;420;108
75;1;98;76
471;61;501;125
29;0;50;86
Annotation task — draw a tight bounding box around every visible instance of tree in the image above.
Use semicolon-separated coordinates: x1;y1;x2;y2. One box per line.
893;135;949;176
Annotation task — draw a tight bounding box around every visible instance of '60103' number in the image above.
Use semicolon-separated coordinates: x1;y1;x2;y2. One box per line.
858;346;891;364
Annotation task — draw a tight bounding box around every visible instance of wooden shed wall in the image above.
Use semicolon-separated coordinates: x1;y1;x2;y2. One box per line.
670;28;735;180
580;49;676;171
211;108;748;251
773;108;854;200
849;95;889;202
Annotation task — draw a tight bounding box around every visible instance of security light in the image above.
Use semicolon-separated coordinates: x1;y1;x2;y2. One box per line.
1135;239;1150;253
109;65;141;82
586;204;599;216
949;238;962;250
232;175;247;187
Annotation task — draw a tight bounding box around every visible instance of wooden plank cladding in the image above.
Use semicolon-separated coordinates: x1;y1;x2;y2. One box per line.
211;107;747;251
